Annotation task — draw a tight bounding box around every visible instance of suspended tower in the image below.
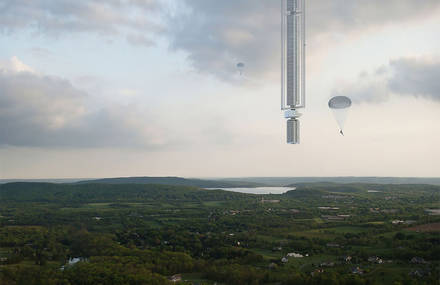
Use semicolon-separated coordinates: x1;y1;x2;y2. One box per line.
281;0;306;144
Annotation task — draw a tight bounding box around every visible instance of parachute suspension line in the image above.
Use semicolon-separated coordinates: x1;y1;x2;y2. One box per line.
328;96;352;134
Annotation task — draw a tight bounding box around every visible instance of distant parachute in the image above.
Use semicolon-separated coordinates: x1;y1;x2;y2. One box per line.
236;62;245;75
328;96;352;134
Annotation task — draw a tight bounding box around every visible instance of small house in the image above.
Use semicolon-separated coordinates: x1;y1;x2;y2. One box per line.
169;274;182;283
287;252;304;258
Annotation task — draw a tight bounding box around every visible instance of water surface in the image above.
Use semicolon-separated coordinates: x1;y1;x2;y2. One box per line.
206;187;294;195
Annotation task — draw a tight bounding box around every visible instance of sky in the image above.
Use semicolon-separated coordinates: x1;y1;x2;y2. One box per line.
0;0;439;179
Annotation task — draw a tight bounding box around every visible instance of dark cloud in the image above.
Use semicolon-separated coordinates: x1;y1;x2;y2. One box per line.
2;1;439;81
0;0;162;44
333;58;440;103
167;1;280;81
0;64;165;148
166;0;440;81
388;58;440;101
307;0;440;34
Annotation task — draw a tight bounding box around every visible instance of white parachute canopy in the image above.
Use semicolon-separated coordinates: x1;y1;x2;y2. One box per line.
328;96;352;131
236;62;245;75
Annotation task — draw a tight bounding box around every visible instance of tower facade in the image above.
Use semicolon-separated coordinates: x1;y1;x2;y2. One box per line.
281;0;306;144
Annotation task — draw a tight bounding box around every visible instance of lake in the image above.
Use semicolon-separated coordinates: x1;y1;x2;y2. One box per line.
206;187;294;195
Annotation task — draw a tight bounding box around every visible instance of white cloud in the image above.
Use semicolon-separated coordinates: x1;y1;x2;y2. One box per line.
0;57;167;148
1;2;439;178
166;0;440;81
0;56;34;73
3;0;439;83
0;0;163;45
334;57;440;103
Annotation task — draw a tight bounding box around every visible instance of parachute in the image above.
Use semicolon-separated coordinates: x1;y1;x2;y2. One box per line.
328;96;352;134
236;62;245;75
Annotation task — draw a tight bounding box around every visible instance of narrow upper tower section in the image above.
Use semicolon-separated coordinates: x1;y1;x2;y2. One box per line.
281;0;306;144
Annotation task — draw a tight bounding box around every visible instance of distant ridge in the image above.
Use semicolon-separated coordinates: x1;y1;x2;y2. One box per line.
220;177;440;186
76;176;265;188
2;177;439;186
0;182;250;203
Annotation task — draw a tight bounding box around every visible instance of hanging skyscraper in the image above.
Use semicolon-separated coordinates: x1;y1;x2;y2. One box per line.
281;0;306;144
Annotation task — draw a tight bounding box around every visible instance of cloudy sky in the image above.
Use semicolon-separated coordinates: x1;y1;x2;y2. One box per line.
1;0;439;179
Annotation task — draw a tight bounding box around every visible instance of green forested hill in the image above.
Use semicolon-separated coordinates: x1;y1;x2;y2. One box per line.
0;182;250;203
77;176;265;188
287;182;440;194
0;182;439;284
